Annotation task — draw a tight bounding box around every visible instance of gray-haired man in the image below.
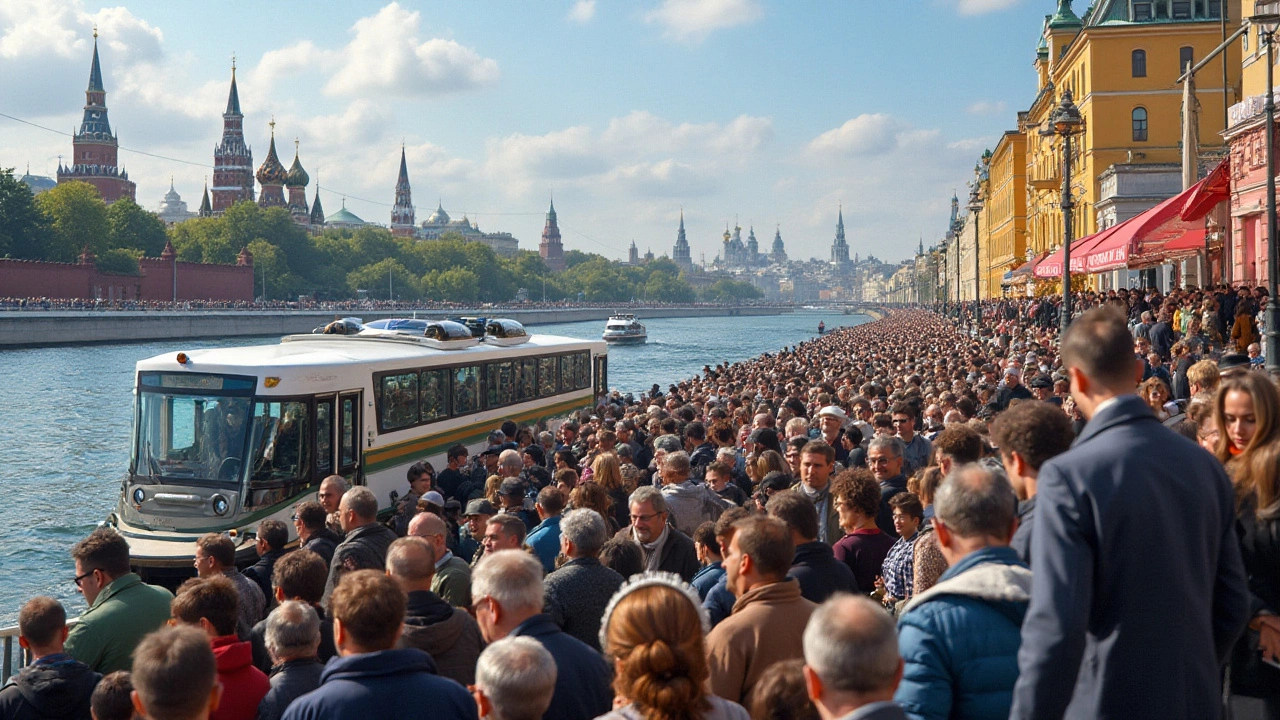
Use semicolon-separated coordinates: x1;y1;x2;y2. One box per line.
612;486;700;582
544;509;625;650
256;601;323;720
803;594;906;720
472;637;558;720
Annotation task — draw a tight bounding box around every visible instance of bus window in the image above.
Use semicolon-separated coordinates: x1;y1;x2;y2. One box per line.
339;394;358;471
538;357;557;397
574;352;590;389
486;362;515;408
595;356;608;398
453;366;480;416
516;359;537;402
378;372;419;431
248;400;312;487
559;355;575;393
420;369;450;422
316;398;334;476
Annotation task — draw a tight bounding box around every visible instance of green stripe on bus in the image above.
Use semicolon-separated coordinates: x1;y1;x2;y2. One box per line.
362;393;592;473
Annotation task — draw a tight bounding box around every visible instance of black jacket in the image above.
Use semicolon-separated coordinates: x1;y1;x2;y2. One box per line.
250;604;336;674
1230;498;1280;698
257;657;325;720
613;525;700;583
243;549;287;605
322;522;398;606
302;528;341;568
877;475;908;538
787;541;857;603
0;655;98;720
509;614;613;720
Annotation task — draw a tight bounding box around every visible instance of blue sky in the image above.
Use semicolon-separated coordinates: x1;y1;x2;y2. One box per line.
0;0;1053;264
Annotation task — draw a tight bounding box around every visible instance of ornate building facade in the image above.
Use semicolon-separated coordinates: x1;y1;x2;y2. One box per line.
57;32;136;204
285;140;310;224
256;122;288;209
539;199;565;271
211;64;253;212
673;210;693;272
830;207;851;266
391;147;415;237
770;226;787;263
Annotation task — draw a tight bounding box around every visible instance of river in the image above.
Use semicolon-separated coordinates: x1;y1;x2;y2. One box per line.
0;308;868;624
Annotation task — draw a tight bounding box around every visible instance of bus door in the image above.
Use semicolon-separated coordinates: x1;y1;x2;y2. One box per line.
338;391;363;483
315;395;336;480
594;355;608;400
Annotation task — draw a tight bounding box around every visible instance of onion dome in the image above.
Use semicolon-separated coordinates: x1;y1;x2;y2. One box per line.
286;139;309;188
256;121;287;186
426;201;450;225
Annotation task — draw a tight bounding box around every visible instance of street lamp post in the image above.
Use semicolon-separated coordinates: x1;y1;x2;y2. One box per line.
1041;89;1084;335
967;186;984;334
1255;2;1280;373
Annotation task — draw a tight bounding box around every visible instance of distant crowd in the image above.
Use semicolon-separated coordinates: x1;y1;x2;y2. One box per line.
3;286;1278;720
0;298;782;313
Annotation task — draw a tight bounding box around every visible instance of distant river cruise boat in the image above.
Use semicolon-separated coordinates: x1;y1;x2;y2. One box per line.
602;314;647;344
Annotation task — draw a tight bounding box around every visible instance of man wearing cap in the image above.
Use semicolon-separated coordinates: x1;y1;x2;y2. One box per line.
1029;375;1057;404
498;478;539;531
815;406;850;466
993;367;1033;412
462;499;496;566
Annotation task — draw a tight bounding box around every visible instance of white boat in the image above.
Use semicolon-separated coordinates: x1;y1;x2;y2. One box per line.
602;314;647;344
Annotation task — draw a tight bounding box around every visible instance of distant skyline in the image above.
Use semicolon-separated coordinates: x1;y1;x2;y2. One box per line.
0;0;1051;264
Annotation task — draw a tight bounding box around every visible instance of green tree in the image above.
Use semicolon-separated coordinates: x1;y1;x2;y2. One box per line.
425;267;480;303
702;278;762;302
34;181;109;262
645;269;695;303
107;197;168;256
94;247;142;275
245;239;284;299
347;258;419;300
0;168;50;259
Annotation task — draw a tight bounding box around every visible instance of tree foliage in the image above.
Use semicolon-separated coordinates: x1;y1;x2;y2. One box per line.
34;181;109;262
0;168;49;259
107;197;168;256
95;247;142;275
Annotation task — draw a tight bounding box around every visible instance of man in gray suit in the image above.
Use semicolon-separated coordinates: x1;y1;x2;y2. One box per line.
802;594;907;720
1010;307;1250;720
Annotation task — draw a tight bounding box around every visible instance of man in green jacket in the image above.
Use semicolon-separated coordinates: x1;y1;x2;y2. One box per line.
65;528;174;673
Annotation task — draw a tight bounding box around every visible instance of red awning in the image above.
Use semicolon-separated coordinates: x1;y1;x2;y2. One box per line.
1033;217;1137;278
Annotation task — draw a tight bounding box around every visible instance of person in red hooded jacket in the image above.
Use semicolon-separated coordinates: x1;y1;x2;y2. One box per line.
171;575;270;720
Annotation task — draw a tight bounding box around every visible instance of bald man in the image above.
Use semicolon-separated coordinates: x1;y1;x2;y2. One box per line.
408;512;472;608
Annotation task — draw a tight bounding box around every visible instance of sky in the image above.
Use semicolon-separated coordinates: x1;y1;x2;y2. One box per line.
0;0;1055;265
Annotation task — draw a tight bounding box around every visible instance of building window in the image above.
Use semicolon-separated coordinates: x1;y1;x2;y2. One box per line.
1132;49;1147;77
1172;1;1192;18
1132;107;1149;142
1207;0;1221;17
1133;1;1153;20
1179;46;1194;73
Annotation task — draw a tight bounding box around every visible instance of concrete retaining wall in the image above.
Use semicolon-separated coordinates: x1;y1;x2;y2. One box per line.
0;306;790;348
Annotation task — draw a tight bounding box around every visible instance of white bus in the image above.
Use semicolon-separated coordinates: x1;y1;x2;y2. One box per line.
108;319;607;580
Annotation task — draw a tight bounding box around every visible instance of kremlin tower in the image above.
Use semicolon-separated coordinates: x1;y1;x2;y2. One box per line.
539;198;565;272
830;205;851;265
285;139;310;224
390;147;415;237
672;210;692;272
211;62;253;212
57;30;136;203
256;121;288;209
309;177;326;229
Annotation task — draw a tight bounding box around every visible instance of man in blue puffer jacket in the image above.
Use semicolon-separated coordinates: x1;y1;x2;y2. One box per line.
894;465;1029;720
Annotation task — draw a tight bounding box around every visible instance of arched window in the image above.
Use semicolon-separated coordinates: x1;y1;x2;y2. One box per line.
1132;107;1149;142
1132;49;1147;77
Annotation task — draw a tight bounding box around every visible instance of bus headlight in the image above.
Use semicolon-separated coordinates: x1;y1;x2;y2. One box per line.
132;488;146;505
212;495;230;516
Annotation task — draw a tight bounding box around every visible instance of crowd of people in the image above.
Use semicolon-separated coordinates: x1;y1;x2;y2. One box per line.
4;286;1279;720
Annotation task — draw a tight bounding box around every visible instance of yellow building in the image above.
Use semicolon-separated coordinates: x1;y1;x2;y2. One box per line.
982;133;1028;296
1023;0;1242;260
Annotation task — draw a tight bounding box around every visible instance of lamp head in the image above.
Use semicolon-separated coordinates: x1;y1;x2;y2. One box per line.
967;187;983;212
1050;90;1084;135
1252;0;1280;32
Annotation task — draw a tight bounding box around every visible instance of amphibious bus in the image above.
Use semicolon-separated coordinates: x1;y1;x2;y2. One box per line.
108;319;607;579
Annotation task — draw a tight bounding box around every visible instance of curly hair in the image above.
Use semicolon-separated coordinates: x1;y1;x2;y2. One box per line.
605;584;711;720
830;468;880;518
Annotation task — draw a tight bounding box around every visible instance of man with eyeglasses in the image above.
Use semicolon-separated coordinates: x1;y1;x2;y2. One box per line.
867;436;909;538
891;403;932;476
612;486;699;582
64;528;173;673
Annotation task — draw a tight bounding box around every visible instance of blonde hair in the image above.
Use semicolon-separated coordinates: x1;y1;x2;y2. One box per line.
592;452;628;492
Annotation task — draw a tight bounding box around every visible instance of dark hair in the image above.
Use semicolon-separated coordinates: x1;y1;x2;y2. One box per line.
18;597;65;648
488;514;528;544
888;491;924;521
408;460;435;483
988;400;1075;471
196;533;236;568
714;506;754;544
842;425;864;446
766;490;819;541
296;501;327;532
759;471;793;496
933;425;984;465
685;421;706;441
799;441;835;464
705;460;732;478
693;521;719;550
554;449;577;467
172;575;239;637
272;549;327;604
448;444;470;461
501;420;519;438
1060;306;1137;387
257;519;288;551
746;658;819;720
71;528;131;578
599;537;644;579
536;486;566;515
91;671;135;720
132;627;216;720
831;468;880;518
330;570;407;651
731;516;794;579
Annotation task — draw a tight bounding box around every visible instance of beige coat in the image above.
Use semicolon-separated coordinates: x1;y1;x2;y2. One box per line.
704;578;816;704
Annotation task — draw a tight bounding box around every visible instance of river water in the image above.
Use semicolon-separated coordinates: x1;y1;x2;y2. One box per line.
0;308;867;624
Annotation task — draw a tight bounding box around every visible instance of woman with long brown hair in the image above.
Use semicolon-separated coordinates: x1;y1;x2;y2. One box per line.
597;573;749;720
592;452;631;530
1213;370;1280;714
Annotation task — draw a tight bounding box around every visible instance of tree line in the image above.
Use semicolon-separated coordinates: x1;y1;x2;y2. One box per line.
0;169;762;303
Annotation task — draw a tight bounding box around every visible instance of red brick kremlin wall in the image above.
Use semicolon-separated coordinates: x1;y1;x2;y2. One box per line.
0;255;254;302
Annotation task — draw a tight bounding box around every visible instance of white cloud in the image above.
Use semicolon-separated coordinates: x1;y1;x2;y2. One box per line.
645;0;763;43
953;0;1021;15
567;0;597;23
965;100;1008;116
808;114;904;157
325;3;499;98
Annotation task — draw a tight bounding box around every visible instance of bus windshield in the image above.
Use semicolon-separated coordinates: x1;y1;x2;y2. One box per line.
134;390;252;484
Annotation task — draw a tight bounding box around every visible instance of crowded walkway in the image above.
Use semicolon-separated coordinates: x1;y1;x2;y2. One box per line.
6;290;1278;720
